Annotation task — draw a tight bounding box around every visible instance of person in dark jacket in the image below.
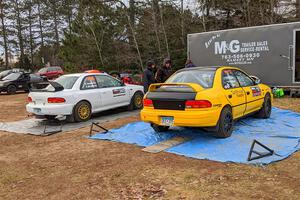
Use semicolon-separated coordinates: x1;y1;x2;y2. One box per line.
155;58;172;83
185;59;196;68
142;60;156;92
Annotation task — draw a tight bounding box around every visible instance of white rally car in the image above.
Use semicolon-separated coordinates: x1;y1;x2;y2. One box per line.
26;73;144;122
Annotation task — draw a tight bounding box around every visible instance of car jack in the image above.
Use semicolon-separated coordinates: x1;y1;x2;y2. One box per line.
247;140;274;161
42;120;63;136
89;122;109;137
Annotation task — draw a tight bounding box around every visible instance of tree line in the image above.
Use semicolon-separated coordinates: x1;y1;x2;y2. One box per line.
0;0;300;72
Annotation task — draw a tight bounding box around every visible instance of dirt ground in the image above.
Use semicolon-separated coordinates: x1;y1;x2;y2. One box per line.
1;93;300;200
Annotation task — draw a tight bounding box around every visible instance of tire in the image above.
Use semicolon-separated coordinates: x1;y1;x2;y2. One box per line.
215;106;234;138
256;94;272;119
128;91;144;110
73;101;92;122
7;85;17;95
151;123;169;132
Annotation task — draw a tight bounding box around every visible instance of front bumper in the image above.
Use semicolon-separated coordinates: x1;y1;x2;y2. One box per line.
140;108;221;127
26;103;74;116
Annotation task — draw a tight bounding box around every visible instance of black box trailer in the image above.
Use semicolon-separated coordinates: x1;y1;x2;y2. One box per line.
187;22;300;89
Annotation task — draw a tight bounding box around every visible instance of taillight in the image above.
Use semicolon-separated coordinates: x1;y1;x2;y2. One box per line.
48;97;66;103
28;96;32;103
185;100;212;108
143;99;153;107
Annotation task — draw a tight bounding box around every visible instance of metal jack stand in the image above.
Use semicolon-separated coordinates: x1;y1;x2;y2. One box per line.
42;120;63;136
247;140;274;161
89;122;109;137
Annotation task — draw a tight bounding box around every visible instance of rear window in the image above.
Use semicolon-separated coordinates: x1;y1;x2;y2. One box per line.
38;68;47;73
55;76;78;89
2;73;21;81
166;70;215;88
45;76;78;91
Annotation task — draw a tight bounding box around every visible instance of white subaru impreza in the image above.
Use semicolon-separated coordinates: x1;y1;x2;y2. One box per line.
26;73;144;122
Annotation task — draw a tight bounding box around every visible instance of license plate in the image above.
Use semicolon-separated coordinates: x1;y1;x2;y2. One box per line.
33;108;41;114
161;116;174;126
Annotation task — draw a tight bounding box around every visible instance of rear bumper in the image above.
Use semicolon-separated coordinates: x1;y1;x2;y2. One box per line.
26;103;74;116
140;108;221;127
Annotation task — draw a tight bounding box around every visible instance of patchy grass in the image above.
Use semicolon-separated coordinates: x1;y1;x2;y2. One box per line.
0;94;300;199
273;96;300;113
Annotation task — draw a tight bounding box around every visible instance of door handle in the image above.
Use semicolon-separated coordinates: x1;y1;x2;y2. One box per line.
228;94;232;98
246;91;250;95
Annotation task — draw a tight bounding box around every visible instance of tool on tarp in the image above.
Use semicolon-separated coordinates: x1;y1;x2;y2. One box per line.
142;136;191;153
247;140;274;161
89;122;109;137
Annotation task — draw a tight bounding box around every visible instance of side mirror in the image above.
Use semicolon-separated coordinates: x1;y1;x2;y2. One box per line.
250;75;261;85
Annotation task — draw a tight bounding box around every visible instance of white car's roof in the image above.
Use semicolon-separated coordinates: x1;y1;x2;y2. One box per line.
63;73;107;77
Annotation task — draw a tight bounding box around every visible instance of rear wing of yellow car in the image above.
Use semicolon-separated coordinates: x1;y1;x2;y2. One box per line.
148;83;204;92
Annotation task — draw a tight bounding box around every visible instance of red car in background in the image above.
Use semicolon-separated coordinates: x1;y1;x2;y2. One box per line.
36;66;64;79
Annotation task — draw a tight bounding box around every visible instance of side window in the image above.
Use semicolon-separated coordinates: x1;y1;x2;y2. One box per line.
81;76;98;89
234;70;254;87
222;70;240;89
95;75;123;88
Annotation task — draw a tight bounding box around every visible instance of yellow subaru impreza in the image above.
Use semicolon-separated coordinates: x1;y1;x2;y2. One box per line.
141;66;272;138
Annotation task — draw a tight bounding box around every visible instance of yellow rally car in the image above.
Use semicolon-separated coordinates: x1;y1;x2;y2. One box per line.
140;66;272;138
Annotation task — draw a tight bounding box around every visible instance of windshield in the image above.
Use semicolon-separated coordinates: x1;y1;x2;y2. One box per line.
166;70;215;88
0;70;11;78
38;68;47;73
2;73;21;81
46;76;78;91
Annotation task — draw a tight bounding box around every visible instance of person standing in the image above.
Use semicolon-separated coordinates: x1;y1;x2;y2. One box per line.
155;58;172;83
185;59;196;68
142;60;156;93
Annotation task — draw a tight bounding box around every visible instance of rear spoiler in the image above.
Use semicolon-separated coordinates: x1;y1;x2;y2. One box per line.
29;81;64;92
148;83;204;92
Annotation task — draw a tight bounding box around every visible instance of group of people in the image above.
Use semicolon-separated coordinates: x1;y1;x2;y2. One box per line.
142;58;173;92
142;58;195;92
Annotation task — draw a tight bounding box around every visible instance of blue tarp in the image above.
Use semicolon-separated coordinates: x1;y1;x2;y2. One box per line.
89;108;300;165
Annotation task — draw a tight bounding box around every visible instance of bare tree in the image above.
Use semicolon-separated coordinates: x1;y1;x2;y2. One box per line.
151;0;162;55
0;0;9;68
37;0;44;47
158;2;170;58
13;0;25;67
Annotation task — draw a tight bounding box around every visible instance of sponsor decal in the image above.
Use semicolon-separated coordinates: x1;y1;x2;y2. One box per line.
232;89;245;97
113;88;126;97
251;86;262;97
205;34;270;65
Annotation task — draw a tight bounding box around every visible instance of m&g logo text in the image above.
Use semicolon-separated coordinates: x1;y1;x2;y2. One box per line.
206;39;270;65
214;40;269;55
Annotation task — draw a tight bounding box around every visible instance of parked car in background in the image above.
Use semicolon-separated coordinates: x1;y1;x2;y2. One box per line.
141;66;272;138
120;73;143;85
26;73;144;122
0;72;46;94
36;66;64;79
0;68;24;80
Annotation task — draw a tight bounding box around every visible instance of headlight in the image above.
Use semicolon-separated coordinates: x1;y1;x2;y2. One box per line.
0;83;4;87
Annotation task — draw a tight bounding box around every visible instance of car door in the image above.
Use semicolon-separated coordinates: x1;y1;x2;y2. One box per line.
222;69;246;119
80;75;101;111
95;75;130;107
16;74;30;90
233;70;264;115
